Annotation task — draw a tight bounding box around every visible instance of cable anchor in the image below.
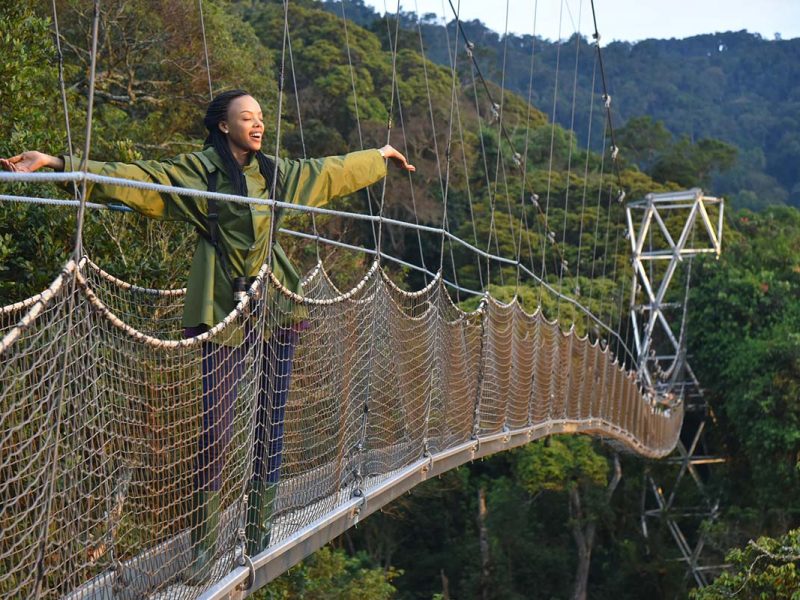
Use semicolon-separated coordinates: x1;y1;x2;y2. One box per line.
490;102;500;122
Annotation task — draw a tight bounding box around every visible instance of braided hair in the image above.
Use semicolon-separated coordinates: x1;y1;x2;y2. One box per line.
203;89;279;198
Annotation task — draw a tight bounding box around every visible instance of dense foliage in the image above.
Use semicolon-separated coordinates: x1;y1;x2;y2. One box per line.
1;0;798;597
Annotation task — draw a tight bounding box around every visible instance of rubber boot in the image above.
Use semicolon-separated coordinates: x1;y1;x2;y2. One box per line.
184;490;220;585
245;481;277;557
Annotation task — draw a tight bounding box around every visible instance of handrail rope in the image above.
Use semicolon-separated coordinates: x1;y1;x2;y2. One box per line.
84;257;186;295
539;0;565;307
265;0;290;267
0;261;76;355
0;192;637;364
0;187;635;361
557;0;585;322
339;0;378;249
197;0;213;101
286;229;479;297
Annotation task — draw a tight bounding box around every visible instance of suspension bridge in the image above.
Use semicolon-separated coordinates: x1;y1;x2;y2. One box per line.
0;0;724;597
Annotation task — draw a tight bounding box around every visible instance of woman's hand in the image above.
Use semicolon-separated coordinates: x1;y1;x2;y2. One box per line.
380;145;415;172
0;151;64;173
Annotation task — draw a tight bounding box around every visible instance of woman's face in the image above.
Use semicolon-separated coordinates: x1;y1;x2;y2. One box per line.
220;95;264;156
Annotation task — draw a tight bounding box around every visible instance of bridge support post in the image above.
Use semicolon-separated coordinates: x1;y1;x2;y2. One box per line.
626;188;727;588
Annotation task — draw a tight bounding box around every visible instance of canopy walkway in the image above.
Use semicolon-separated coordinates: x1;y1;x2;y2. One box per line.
0;0;719;597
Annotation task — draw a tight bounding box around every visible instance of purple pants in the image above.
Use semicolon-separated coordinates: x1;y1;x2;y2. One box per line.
188;327;299;491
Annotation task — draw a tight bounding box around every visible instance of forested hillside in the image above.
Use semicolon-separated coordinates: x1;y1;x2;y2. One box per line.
1;1;798;598
321;0;800;211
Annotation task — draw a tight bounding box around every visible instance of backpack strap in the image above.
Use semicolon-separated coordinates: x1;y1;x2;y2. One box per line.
196;169;236;284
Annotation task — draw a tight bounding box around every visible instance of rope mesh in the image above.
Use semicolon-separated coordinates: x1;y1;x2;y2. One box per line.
1;255;681;598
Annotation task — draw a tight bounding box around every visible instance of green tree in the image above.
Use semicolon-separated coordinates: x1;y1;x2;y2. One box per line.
257;546;399;600
689;206;800;533
515;437;622;600
690;529;800;599
0;4;71;301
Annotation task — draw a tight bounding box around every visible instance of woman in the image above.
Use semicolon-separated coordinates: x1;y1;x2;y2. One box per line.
1;89;414;582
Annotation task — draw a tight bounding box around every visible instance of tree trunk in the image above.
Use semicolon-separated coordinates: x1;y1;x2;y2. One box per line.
570;454;623;600
569;486;594;600
478;486;491;600
440;568;451;600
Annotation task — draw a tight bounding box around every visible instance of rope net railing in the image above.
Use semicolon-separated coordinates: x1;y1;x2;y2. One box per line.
1;253;682;599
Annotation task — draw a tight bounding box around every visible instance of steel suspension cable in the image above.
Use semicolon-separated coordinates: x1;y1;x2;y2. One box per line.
494;0;524;295
556;0;584;322
466;56;504;287
444;0;570;287
451;74;485;290
50;0;78;202
284;17;322;262
588;1;632;354
265;0;291;265
35;2;101;594
376;0;430;283
539;0;565;307
516;0;544;290
438;0;461;292
574;52;599;302
589;0;625;200
586;116;608;312
373;0;403;261
339;0;378;249
197;0;213;101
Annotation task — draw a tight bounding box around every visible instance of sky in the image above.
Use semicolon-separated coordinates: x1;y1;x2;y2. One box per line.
359;0;800;42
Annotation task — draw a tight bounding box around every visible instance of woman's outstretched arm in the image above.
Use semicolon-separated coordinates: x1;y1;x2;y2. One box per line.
379;144;415;173
0;151;64;173
278;144;415;209
1;150;211;226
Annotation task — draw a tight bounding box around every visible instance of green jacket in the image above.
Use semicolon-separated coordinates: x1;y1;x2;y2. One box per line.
63;147;387;329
